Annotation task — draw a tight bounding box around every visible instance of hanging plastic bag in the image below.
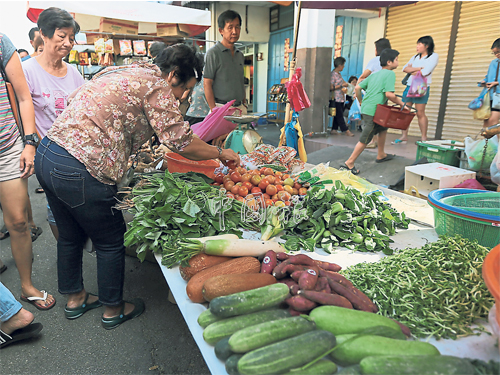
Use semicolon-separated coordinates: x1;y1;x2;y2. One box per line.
468;88;488;110
406;71;428;97
490;150;500;185
464;135;498;171
285;67;311;112
473;90;491;120
347;98;361;125
191;100;240;142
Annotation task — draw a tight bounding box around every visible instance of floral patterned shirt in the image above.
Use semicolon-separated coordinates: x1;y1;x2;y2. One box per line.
330;70;346;103
47;62;193;185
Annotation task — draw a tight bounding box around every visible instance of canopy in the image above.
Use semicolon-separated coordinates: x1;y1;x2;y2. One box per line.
26;1;211;37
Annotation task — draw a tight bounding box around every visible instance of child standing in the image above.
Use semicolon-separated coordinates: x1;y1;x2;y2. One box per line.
342;49;407;174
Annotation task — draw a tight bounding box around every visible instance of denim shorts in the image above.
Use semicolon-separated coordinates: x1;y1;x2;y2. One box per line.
402;85;430;105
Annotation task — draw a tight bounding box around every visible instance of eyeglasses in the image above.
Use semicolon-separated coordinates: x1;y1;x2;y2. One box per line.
492;50;500;56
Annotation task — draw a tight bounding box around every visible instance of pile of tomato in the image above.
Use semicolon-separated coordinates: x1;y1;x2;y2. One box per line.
212;165;308;208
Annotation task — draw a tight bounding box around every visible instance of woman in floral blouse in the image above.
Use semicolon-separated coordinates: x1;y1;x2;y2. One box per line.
34;44;240;329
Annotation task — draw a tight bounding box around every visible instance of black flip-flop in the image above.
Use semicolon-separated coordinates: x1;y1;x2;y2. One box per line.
0;323;43;349
35;187;44;194
31;227;43;242
376;154;395;163
0;264;7;274
0;225;9;241
340;164;360;175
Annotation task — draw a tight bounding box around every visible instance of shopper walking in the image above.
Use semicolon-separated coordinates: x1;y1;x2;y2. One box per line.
22;7;85;240
0;31;55;310
330;57;354;136
35;44;240;329
479;38;500;129
393;36;439;144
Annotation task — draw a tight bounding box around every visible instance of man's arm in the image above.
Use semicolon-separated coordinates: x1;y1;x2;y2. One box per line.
204;78;216;110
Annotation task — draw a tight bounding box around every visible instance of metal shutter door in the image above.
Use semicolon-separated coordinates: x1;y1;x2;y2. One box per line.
442;1;500;141
385;1;455;138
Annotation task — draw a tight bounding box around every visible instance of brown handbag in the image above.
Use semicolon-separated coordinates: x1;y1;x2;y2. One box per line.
0;56;25;137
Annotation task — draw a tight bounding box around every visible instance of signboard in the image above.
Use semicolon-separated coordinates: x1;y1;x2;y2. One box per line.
334;25;343;58
284;38;290;72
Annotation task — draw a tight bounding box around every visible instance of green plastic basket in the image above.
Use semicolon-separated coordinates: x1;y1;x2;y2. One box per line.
441;192;500;216
416;141;461;167
432;204;500;248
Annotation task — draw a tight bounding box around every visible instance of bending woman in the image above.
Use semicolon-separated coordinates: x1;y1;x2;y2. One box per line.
35;44;240;329
480;38;500;129
0;32;55;309
394;36;439;144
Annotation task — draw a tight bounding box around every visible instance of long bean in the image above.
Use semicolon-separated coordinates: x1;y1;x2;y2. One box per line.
342;236;494;340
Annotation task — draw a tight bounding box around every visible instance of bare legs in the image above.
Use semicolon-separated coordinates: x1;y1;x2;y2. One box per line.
399;103;428;142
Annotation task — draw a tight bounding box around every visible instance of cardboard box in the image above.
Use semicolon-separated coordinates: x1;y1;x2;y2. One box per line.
156;23;190;37
99;17;139;35
404;162;476;197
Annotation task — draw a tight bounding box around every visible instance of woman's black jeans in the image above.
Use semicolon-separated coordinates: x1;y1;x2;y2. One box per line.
35;138;126;306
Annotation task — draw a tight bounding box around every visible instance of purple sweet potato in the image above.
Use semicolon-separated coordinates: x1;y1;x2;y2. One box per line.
318;269;354;288
272;259;292;279
260;250;278;274
290;270;305;282
287;254;317;267
276;252;290;261
285;295;318;312
290;284;300;295
313;260;342;272
327;278;373;312
298;290;353;309
314;277;331;293
298;266;319;290
390;318;412;337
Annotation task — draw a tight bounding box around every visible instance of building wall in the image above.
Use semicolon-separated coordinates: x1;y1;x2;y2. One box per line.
363;14;386;68
255;43;269;113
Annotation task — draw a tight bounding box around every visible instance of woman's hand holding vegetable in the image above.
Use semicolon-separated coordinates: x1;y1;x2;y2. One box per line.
219;148;240;167
178;136;239;166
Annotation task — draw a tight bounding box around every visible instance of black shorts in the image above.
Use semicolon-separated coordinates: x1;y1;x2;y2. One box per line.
359;114;387;144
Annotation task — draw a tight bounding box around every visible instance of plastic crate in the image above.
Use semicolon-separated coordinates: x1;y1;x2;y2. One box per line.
373;104;416;130
416;140;463;167
428;189;500;248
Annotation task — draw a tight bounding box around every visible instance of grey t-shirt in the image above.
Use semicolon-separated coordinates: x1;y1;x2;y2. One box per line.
1;33;17;68
204;42;245;103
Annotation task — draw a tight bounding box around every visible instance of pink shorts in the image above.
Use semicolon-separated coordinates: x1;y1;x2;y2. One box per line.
0;137;23;182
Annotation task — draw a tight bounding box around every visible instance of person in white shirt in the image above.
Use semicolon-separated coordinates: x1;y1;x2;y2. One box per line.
393;36;439;144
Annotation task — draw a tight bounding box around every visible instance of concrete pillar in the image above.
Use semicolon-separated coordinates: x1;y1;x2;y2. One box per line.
295;8;336;135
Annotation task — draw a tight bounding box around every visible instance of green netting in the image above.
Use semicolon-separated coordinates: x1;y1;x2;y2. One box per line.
441;192;500;216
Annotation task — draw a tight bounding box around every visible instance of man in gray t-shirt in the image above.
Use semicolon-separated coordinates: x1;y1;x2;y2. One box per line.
204;10;247;115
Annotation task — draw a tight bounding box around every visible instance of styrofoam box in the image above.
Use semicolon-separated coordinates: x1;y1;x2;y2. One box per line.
404;162;476;196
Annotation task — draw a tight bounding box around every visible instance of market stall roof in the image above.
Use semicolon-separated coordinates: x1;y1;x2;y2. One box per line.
26;1;211;37
299;1;417;9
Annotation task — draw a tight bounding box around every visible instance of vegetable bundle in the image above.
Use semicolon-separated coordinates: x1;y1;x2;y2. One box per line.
342;235;494;339
122;171;258;263
282;180;410;254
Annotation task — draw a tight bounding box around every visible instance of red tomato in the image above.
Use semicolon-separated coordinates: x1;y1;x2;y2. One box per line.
237;167;247;175
239;186;249;197
285;201;291;206
224;181;235;191
227;160;237;170
250;175;262;186
214;173;224;184
241;173;252;183
258;179;270;191
292;188;299;196
299;187;308;196
293;182;302;190
265;175;276;185
242;181;253;191
230;185;240;195
262;193;271;200
276;184;284;192
263;168;274;176
266;184;278;196
278;191;291;201
274;171;283;178
236;196;245;202
212;182;220;186
265;199;274;207
226;193;235;199
251;187;262;196
230;171;242;183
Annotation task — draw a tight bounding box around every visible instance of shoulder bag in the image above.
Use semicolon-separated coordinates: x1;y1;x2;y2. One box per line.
492;61;500;110
0;55;24;137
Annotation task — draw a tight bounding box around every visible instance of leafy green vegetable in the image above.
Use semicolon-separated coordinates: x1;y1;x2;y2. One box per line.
342;235;494;340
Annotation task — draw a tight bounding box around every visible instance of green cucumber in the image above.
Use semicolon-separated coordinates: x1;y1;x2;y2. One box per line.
197;308;223;328
229;316;316;353
284;359;338;375
310;306;404;337
226;354;244;375
331;334;440;367
203;308;291;345
359;355;475;375
214;337;234;361
210;283;290;318
237;330;337;375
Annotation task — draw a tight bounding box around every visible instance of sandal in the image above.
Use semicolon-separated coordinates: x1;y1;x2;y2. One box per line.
65;292;102;320
35;187;44;194
101;298;145;330
391;139;407;145
31;227;43;242
0;264;7;274
0;323;43;349
376;154;395;163
0;225;9;241
340;163;360;175
20;291;56;311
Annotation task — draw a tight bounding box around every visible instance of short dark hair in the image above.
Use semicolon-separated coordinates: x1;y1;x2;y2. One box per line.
374;38;391;56
218;10;242;30
149;42;166;59
492;38;500;50
17;48;29;55
37;7;80;39
417;36;435;57
380;49;399;66
348;75;357;84
28;27;39;41
155;43;204;85
334;57;346;68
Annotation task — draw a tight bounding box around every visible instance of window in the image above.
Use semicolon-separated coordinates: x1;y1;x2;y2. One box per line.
270;5;294;32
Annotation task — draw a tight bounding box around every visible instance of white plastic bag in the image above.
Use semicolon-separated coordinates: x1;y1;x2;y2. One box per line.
490;148;500;185
464;136;498;171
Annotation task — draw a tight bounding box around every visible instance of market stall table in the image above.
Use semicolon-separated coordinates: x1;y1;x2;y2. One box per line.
153;187;499;374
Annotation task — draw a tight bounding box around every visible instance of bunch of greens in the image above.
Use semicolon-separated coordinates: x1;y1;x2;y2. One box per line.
122;171;258;263
282;180;410;254
342;235;494;340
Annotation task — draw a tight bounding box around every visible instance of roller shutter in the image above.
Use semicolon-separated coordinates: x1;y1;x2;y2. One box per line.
385;1;455;138
442;1;500;141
